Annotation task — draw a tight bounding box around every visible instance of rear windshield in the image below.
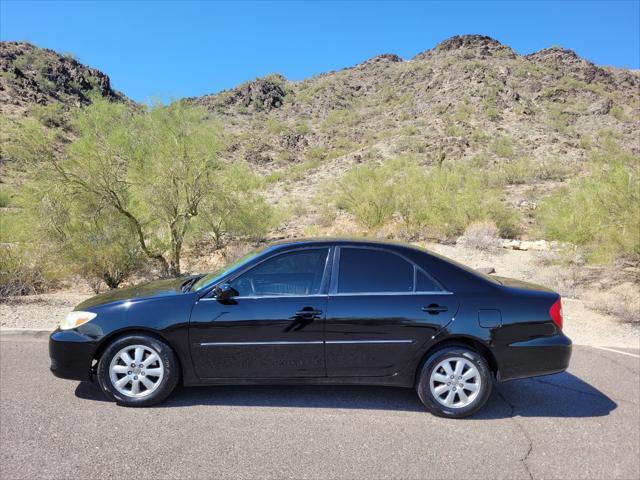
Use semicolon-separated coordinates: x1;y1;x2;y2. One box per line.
411;245;503;286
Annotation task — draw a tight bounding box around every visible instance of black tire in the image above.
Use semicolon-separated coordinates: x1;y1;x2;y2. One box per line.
96;334;180;407
416;346;492;418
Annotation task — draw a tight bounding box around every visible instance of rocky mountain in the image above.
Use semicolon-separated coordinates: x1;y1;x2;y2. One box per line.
2;35;639;236
0;41;126;117
183;35;639;235
188;34;638;166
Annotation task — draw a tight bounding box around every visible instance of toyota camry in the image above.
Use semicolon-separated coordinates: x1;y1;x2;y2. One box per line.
50;238;571;417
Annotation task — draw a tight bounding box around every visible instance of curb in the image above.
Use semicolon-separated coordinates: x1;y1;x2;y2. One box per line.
0;328;51;340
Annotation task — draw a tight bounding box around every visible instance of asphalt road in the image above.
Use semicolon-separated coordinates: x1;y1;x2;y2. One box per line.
0;341;638;480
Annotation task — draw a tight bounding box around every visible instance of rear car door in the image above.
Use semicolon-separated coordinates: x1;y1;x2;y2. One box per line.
325;246;459;378
190;247;331;379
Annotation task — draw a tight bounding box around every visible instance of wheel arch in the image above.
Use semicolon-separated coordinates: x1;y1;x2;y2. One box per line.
91;328;184;379
414;336;499;385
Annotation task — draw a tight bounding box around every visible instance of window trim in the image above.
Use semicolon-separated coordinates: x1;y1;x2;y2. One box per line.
204;246;333;299
330;246;448;295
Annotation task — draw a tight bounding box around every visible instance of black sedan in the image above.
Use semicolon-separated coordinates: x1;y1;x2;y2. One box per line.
50;239;571;417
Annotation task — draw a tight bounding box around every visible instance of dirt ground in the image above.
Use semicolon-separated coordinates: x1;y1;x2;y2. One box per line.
1;244;638;349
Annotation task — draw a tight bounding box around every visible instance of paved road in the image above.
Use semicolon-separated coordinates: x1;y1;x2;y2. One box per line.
1;341;638;480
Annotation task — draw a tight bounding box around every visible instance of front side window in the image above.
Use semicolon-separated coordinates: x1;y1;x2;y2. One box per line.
338;248;414;293
230;248;329;297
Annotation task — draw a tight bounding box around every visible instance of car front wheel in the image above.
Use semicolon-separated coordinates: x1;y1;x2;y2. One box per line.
96;334;179;407
416;346;492;418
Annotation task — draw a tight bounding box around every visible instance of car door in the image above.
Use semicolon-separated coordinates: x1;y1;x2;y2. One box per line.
189;247;331;379
325;246;459;378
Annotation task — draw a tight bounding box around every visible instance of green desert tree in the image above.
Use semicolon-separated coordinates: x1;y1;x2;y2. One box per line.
16;97;271;277
26;186;144;291
195;162;274;249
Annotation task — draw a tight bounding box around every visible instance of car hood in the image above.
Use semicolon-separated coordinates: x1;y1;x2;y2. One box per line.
75;277;188;310
492;275;556;294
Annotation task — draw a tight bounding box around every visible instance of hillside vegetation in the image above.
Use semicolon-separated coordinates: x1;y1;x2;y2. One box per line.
1;35;639;295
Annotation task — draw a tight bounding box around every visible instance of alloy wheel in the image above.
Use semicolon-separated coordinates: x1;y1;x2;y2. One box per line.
429;356;482;408
108;344;164;398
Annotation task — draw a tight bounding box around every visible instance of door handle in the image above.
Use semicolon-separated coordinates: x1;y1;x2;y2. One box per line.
295;309;323;318
422;304;448;314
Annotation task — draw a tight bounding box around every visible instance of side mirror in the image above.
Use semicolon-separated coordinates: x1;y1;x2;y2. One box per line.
214;283;237;301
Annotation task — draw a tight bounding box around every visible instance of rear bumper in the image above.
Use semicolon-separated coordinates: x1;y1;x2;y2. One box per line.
497;332;572;381
49;329;96;382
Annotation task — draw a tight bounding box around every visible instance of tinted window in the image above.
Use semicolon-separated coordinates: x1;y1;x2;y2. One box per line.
230;249;328;297
416;270;443;292
338;248;413;293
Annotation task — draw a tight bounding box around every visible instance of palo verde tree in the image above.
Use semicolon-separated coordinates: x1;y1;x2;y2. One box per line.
16;97;271;278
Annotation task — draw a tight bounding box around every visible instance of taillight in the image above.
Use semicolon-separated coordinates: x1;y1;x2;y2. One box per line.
549;298;563;330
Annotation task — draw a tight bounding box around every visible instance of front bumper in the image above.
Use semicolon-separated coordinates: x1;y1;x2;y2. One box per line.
49;329;96;381
497;332;572;381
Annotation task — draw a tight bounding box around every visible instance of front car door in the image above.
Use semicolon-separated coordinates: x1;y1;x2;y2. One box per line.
325;246;459;378
189;247;331;379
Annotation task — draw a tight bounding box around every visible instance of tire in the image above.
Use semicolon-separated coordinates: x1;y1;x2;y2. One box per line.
96;334;179;407
416;346;492;418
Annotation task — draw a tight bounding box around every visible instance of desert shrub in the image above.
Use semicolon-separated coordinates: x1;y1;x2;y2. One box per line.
0;247;50;298
536;143;640;262
29;103;67;129
454;99;474;122
333;158;521;239
533;160;572;181
0;187;10;208
295;120;311;135
334;163;396;229
609;104;630;122
394;161;520;239
458;221;501;251
533;265;584;298
266;117;286;134
546;103;571;132
497;158;532;184
320;109;360;133
306;146;329;162
396;136;428;154
444;123;464;137
495;158;571;185
485;107;499;122
489;135;515;159
471;128;489;144
588;285;640;324
289;158;321;181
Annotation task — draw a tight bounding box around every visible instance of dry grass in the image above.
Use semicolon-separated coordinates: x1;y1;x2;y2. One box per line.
587;283;640;325
534;265;586;299
458;221;501;251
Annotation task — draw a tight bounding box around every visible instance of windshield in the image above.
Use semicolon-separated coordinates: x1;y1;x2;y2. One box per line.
191;247;265;292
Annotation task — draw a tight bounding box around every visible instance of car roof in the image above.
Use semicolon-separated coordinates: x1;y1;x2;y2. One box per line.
266;237;420;250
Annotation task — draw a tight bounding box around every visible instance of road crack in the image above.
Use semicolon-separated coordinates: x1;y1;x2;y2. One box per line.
494;387;535;480
584;347;640;376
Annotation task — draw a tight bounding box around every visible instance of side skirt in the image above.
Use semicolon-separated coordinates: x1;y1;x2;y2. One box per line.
184;375;414;388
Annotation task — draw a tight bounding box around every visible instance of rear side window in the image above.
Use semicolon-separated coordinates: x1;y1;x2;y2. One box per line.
416;269;442;292
338;248;413;293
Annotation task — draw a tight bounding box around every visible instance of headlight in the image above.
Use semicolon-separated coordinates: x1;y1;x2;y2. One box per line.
60;311;97;330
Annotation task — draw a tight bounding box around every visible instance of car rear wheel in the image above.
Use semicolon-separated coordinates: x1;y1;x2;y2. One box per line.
416;346;492;418
96;334;179;407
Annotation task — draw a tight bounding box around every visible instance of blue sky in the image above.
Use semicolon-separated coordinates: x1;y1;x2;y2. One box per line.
1;1;639;103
